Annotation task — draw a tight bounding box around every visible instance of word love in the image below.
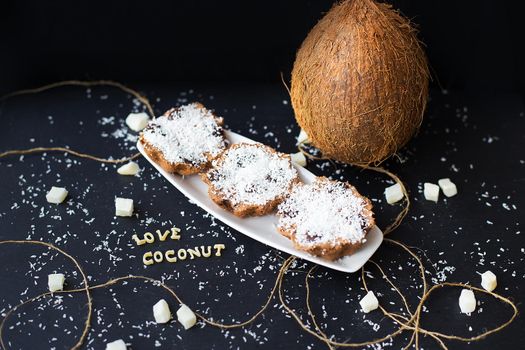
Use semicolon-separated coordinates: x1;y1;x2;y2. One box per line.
132;227;181;246
143;244;226;266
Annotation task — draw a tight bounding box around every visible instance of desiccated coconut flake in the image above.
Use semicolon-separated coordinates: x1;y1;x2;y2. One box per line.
115;197;133;217
290;152;307;167
48;273;65;292
176;304;197;330
46;186;68;204
384;183;403;204
296;129;309;145
424;183;440;202
153;299;171;324
459;289;476;314
438;178;458;197
126;112;149;132
106;339;127;350
359;291;379;313
117;161;140;176
481;270;497;292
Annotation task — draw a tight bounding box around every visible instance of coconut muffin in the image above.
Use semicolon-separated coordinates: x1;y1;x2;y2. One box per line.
140;103;226;175
277;177;374;260
202;143;299;217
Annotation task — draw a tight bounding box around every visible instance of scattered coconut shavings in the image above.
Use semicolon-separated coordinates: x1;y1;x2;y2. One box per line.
277;178;372;248
141;103;226;166
206;143;297;206
2;86;524;349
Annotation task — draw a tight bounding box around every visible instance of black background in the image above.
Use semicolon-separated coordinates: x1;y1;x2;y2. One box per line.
1;0;525;94
1;1;525;349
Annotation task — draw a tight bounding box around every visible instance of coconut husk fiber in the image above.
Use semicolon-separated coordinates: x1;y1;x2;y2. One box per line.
291;0;430;165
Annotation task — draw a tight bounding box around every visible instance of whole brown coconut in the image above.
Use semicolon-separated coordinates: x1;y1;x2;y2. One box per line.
291;0;429;165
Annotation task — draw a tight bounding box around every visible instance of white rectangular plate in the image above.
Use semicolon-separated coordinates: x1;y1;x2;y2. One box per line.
137;130;383;273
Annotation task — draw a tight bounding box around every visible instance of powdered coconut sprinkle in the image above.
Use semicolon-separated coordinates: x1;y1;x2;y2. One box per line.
141;103;226;166
206;143;298;206
278;178;373;247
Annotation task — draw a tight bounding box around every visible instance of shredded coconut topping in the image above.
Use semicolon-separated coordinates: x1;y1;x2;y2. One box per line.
278;178;372;247
141;103;226;166
206;143;297;206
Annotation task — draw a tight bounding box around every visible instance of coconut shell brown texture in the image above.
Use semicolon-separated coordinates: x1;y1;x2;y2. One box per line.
291;0;430;165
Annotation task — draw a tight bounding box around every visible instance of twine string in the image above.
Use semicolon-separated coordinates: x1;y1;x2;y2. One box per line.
0;80;153;164
280;237;518;350
0;240;92;350
305;266;335;350
1;80;155;117
284;148;518;349
0;238;295;348
0;81;518;349
0;147;141;164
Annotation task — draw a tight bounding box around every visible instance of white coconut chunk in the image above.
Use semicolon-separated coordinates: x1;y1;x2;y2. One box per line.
481;270;497;292
438;178;457;197
459;289;476;314
125;112;150;132
153;299;171;324
105;339;127;350
423;182;440;202
176;304;197;330
384;183;403;204
290;152;307;167
48;273;65;292
46;186;68;204
359;291;379;313
117;161;140;176
115;197;134;217
296;129;309;145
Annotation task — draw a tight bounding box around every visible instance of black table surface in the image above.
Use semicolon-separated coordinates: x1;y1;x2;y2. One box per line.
0;83;523;349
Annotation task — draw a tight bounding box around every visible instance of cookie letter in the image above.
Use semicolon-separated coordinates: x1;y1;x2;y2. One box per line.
144;232;155;244
200;246;212;258
177;248;187;261
171;227;181;240
143;251;154;266
132;234;146;246
157;229;170;241
165;250;177;263
213;244;226;257
153;251;164;263
187;247;201;259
